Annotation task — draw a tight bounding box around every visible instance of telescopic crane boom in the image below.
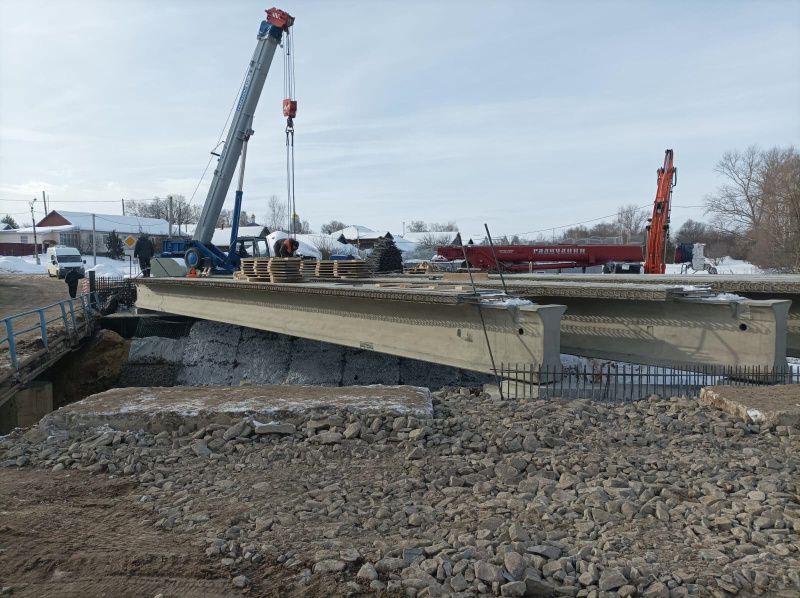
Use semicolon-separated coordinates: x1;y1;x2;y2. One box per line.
186;8;294;272
643;149;677;274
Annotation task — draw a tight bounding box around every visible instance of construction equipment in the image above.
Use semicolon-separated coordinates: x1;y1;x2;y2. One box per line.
643;149;677;274
185;8;295;273
435;243;644;273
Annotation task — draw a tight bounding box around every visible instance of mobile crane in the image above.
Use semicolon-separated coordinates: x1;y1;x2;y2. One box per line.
643;149;677;274
184;8;295;273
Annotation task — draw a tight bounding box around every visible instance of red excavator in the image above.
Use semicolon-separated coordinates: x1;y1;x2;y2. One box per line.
643;149;677;274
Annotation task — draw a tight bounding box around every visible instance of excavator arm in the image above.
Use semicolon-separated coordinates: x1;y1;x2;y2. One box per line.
644;149;677;274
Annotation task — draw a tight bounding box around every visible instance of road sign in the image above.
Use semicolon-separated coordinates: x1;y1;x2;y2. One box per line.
124;235;136;256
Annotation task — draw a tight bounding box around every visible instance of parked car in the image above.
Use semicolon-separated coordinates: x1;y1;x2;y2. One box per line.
46;246;86;279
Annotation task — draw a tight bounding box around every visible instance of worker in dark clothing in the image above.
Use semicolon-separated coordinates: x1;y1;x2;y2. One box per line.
272;238;299;258
64;269;81;299
133;234;155;277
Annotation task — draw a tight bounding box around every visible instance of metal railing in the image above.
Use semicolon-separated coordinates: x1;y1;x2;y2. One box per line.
93;275;137;307
0;293;99;370
497;362;800;401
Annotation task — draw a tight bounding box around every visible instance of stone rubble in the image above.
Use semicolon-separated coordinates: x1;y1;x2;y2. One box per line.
2;388;799;597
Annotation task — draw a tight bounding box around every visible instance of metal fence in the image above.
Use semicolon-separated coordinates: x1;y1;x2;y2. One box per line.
497;362;800;401
0;293;99;370
93;276;137;307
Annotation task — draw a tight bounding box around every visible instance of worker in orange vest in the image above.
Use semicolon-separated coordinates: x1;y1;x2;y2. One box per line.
272;238;299;258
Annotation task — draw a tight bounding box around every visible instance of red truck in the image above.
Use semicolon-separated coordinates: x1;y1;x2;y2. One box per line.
435;243;644;273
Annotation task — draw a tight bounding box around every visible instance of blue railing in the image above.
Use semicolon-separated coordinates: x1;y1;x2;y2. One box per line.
0;293;99;370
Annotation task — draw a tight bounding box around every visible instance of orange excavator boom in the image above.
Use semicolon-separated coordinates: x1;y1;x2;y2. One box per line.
644;149;677;274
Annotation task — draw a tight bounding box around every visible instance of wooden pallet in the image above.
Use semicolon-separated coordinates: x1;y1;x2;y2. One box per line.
267;257;303;283
334;260;371;279
300;260;318;276
240;257;303;283
315;260;336;278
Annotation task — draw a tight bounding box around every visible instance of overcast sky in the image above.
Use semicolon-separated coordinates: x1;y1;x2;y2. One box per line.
1;0;798;241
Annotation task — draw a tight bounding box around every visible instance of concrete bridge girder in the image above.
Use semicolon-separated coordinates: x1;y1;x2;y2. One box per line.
551;297;790;369
134;280;565;375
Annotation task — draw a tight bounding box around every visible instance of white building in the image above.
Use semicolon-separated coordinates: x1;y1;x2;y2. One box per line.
0;210;169;256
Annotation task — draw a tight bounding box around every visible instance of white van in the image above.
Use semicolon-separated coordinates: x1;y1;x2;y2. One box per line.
46;246;86;279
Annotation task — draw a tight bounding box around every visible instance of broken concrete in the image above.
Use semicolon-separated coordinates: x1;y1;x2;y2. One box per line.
700;385;800;428
38;384;432;434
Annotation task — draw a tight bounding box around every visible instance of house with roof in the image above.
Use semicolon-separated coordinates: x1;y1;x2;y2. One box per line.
328;225;393;251
0;210;170;256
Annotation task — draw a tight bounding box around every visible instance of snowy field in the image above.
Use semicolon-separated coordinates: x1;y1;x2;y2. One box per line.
0;253;139;277
665;256;763;275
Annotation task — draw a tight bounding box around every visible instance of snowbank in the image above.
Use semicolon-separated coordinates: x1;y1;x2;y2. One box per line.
666;257;764;275
0;255;45;274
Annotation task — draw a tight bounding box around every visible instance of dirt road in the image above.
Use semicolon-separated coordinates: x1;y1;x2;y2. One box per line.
0;274;72;319
0;469;246;597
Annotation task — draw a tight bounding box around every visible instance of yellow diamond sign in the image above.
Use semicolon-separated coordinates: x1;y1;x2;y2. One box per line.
124;235;137;248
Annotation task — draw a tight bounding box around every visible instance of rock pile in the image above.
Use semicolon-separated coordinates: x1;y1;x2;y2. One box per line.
2;389;799;597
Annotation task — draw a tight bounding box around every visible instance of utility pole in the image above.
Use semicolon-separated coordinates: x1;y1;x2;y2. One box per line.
30;198;40;265
92;213;97;266
168;195;174;239
121;198;125;216
41;190;47;214
402;221;405;236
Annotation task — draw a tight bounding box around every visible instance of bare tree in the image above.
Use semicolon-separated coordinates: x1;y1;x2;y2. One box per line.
125;197;168;220
124;195;199;235
706;145;800;270
750;147;800;270
616;204;647;243
429;221;458;232
407;220;428;233
265;195;287;232
588;222;620;240
171;195;200;235
320;220;348;235
216;209;232;229
705;146;766;237
314;236;342;259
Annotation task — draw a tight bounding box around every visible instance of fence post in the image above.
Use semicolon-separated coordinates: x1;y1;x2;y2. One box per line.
4;319;17;369
37;309;48;349
88;270;97;310
67;299;77;336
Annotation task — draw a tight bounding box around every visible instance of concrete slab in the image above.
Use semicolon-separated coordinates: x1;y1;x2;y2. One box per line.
700;385;800;428
40;384;433;433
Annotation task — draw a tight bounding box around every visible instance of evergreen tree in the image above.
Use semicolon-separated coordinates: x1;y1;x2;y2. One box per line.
105;230;125;260
1;214;18;229
368;237;403;273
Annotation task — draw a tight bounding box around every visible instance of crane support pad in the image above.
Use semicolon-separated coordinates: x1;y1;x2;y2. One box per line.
134;278;565;375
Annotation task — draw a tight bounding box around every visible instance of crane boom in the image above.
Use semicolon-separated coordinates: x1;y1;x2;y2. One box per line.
644;149;677;274
193;9;294;245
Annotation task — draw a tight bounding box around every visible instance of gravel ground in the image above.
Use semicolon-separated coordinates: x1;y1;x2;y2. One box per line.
1;388;799;597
